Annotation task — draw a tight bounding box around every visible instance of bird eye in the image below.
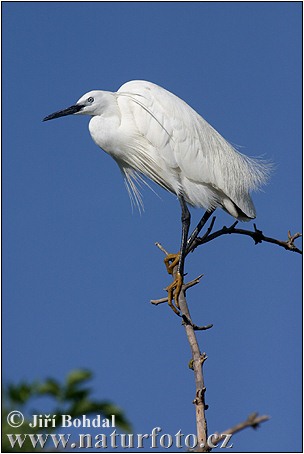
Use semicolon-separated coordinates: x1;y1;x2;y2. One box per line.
87;97;94;103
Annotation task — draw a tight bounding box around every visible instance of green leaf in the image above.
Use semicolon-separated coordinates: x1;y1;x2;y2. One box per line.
36;378;61;398
7;383;33;404
64;388;90;401
96;401;132;432
66;369;92;388
3;368;132;445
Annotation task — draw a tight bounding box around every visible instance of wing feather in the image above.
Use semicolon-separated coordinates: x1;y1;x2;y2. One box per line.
116;80;270;218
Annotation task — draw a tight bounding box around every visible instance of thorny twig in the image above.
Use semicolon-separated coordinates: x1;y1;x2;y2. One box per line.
188;218;302;255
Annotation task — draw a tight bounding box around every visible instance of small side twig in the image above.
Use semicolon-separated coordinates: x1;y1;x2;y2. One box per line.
150;274;204;306
183;274;204;290
150;297;168;306
155;242;169;255
210;412;270;448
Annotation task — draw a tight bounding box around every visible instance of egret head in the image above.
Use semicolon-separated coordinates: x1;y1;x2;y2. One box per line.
43;90;110;121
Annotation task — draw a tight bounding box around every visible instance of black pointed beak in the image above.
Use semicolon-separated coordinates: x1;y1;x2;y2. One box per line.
43;104;84;121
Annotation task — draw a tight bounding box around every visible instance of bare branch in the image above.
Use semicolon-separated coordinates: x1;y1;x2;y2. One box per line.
210;412;270;447
188;220;302;255
153;214;299;451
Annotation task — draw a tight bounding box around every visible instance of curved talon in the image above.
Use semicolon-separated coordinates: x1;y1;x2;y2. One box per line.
164;253;180;275
165;272;183;314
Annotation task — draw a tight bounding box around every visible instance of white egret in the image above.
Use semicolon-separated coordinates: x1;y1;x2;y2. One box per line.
43;80;270;313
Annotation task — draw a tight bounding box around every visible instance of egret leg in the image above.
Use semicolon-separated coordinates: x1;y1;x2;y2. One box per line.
186;208;216;253
165;195;191;312
177;195;191;280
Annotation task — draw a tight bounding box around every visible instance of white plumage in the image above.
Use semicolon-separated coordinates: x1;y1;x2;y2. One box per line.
44;80;270;220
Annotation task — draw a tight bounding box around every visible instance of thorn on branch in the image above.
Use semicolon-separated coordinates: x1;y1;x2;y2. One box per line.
248;412;259;429
188;353;208;371
193;387;206;405
253;224;264;244
194;323;213;331
247;412;264;429
200;352;208;364
182;314;213;331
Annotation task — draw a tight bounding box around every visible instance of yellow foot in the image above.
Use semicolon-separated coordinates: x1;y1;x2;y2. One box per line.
165;272;183;315
164;253;180;275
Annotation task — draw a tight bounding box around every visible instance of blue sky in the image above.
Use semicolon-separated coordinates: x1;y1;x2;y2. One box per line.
3;2;302;452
